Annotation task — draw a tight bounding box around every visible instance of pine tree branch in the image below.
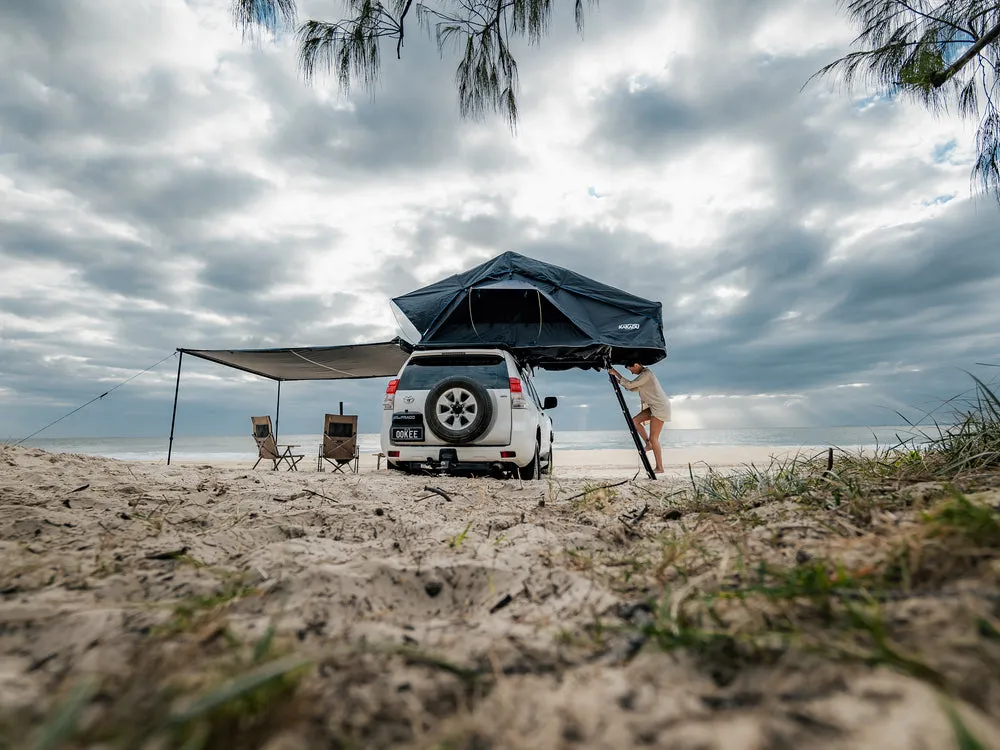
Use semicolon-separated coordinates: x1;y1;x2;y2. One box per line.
932;18;1000;87
893;0;975;39
234;0;595;127
396;0;414;59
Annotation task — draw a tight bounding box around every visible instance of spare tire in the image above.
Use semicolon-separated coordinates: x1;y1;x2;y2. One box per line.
425;376;493;444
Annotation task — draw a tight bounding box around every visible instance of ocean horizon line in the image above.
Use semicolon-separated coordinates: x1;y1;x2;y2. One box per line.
7;425;941;464
6;424;945;442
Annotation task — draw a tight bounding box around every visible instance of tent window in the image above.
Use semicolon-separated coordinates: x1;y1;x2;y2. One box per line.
465;289;556;324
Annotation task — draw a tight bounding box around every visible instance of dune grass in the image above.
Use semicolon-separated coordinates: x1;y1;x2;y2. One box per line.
580;373;1000;746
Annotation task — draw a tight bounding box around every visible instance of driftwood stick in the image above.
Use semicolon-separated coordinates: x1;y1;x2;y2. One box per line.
302;488;338;503
561;479;630;504
423;486;452;502
146;546;189;560
621;502;648;526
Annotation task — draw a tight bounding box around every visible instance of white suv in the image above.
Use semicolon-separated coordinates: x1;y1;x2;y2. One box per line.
380;348;557;478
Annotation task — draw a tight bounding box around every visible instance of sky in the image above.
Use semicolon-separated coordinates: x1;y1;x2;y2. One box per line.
2;0;999;440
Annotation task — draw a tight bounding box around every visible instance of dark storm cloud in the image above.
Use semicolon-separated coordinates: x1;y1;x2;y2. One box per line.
588;19;827;158
583;6;921;222
1;217;294;301
2;69;211;152
76;158;270;229
256;47;520;180
1;68;273;237
826;218;1000;322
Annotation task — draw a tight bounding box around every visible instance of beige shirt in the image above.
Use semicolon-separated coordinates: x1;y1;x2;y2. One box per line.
620;367;671;421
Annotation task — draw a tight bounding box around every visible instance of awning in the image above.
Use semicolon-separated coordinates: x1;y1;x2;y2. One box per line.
179;338;412;381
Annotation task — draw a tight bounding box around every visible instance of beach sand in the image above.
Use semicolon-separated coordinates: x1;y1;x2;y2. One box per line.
166;445;815;479
551;446;812;478
2;443;998;748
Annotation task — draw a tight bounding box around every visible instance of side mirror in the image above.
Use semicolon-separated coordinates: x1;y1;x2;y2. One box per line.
543;396;558;410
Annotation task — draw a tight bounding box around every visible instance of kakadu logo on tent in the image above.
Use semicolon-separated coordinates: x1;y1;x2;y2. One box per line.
618;322;641;331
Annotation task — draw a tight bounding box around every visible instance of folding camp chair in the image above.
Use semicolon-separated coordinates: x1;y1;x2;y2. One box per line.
250;416;304;471
318;414;359;474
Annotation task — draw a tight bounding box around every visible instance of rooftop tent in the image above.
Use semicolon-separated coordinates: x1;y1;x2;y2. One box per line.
390;251;667;369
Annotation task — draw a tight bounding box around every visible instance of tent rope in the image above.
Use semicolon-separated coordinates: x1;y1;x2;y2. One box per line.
288;349;357;377
14;351;179;445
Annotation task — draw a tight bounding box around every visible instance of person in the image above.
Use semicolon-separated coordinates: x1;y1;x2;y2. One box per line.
608;361;671;473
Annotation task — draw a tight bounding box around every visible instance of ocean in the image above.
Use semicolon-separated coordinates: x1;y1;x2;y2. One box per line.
14;426;934;463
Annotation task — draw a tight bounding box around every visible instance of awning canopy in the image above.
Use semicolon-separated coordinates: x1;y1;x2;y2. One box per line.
179;338;412;381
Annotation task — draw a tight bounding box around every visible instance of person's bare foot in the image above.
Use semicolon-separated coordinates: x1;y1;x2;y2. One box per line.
644;441;652;452
654;466;665;472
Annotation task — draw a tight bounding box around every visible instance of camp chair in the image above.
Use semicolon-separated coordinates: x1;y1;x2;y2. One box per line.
250;416;304;471
318;414;359;474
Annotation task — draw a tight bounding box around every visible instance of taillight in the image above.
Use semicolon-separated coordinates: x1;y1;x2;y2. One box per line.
509;377;526;408
383;378;399;410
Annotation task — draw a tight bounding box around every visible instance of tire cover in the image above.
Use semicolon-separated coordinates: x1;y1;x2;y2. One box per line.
425;376;494;444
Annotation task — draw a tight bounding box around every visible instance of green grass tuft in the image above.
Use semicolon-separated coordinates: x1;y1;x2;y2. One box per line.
941;697;987;750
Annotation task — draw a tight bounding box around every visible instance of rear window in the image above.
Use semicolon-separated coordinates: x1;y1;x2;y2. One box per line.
399;355;510;390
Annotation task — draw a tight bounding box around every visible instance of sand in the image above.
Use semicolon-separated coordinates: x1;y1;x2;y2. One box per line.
167;445;815;479
2;443;998;749
551;446;812;478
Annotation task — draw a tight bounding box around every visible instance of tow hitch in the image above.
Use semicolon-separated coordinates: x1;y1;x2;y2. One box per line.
422;448;459;474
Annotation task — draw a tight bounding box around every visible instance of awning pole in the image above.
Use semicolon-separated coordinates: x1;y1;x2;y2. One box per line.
607;368;656;480
275;380;281;442
167;351;184;466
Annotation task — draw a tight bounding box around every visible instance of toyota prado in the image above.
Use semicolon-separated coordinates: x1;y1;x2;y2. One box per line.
380;348;557;478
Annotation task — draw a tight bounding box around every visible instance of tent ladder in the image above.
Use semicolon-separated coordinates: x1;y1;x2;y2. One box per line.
607;369;657;480
167;351;184;466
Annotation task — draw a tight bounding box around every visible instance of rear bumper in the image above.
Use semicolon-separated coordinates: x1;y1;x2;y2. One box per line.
386;443;531;468
390;458;519;475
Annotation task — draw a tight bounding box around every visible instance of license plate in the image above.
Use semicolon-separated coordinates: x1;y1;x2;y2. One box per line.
392;426;424;442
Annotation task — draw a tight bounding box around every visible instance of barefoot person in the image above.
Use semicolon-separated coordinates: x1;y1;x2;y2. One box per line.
608;362;671;473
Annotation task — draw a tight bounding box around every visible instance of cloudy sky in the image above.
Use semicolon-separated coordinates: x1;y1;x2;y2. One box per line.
2;0;999;441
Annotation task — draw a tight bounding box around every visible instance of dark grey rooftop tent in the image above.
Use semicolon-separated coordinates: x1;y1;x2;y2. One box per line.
391;251;667;369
